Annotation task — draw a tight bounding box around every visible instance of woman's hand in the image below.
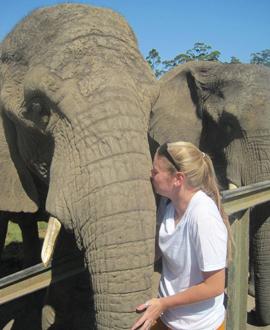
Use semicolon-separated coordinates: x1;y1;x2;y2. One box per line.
131;298;165;330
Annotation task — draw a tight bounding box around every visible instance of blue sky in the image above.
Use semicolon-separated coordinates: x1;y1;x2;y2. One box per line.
0;0;269;63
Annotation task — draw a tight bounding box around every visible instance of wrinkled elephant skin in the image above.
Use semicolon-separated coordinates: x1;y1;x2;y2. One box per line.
0;4;158;329
149;61;270;324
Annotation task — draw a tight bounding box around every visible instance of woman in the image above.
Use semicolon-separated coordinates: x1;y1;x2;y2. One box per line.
131;141;230;330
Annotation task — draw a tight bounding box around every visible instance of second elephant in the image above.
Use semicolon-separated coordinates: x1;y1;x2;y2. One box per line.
149;61;270;324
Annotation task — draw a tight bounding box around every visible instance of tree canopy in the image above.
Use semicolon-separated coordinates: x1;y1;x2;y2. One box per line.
146;42;270;77
250;49;270;67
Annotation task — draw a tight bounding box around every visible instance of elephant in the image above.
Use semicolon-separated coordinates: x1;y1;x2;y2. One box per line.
148;61;270;325
0;4;158;329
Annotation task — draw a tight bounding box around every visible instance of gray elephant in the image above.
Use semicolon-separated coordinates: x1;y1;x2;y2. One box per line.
149;61;270;325
0;4;158;329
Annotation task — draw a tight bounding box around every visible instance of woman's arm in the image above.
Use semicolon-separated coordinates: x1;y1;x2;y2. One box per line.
131;268;225;330
161;268;225;309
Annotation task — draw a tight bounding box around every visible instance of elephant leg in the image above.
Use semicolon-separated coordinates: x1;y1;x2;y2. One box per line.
19;218;41;267
0;216;8;261
248;216;255;297
248;258;255;297
251;202;270;325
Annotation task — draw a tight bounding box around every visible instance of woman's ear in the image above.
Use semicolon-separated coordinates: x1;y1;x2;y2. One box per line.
0;112;39;212
175;172;185;186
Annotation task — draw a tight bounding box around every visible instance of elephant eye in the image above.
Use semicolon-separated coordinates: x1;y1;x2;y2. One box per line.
222;123;233;136
218;111;243;143
23;97;50;130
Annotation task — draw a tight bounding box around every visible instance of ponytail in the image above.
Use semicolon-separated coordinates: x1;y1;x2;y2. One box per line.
202;154;234;263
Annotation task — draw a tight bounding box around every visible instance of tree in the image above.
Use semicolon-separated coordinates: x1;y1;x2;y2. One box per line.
145;48;165;78
162;42;221;71
146;43;221;77
146;43;270;78
230;56;241;64
250;49;270;67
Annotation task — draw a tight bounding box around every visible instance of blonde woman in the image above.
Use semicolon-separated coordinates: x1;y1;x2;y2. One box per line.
131;142;230;330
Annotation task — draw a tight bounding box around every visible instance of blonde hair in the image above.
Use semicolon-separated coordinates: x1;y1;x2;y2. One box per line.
157;141;233;262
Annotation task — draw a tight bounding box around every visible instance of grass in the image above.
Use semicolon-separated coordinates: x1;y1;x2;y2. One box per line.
5;221;48;246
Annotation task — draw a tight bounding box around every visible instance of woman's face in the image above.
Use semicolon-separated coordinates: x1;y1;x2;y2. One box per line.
151;154;176;198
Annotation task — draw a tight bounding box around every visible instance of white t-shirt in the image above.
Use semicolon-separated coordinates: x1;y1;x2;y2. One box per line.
158;190;227;330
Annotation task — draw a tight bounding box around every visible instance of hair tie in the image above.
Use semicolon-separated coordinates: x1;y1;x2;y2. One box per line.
202;152;206;158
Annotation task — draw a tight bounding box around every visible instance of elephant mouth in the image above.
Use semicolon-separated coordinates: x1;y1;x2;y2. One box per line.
41;216;62;266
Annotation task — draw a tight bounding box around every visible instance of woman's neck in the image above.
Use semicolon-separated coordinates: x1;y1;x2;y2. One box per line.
171;187;199;223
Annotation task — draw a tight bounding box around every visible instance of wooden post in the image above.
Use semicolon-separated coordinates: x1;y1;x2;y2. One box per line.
226;209;250;329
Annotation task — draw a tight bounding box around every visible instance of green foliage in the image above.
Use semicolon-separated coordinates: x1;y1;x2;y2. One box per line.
250;49;270;67
146;48;165;78
230;56;241;64
146;42;270;78
147;42;221;77
163;42;220;71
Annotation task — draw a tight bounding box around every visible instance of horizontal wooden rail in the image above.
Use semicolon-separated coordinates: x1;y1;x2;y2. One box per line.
0;254;85;305
222;180;270;215
1;180;270;306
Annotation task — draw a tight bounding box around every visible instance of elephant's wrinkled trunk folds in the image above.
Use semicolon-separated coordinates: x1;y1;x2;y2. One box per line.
44;85;157;328
225;129;270;187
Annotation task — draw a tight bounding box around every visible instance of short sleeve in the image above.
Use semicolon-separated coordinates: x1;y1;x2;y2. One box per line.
189;210;228;272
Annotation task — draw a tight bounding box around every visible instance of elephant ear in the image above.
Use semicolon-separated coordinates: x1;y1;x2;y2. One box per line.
149;62;203;147
0;111;39;212
186;61;225;121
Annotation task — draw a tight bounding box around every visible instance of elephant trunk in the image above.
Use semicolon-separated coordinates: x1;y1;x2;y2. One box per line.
83;184;155;329
78;133;156;328
72;148;156;329
250;202;270;325
45;88;156;328
225;129;270;187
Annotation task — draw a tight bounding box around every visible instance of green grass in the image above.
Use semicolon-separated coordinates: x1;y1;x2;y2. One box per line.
5;222;22;244
5;221;48;246
37;221;48;240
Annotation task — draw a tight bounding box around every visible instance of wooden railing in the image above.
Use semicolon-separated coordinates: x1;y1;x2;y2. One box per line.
1;180;270;329
222;180;270;329
0;253;85;305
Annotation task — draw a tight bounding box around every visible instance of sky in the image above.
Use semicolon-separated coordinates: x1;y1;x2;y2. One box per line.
0;0;269;64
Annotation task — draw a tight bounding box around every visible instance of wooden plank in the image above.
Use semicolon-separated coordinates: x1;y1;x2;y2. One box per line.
226;209;250;330
0;254;85;305
222;181;270;215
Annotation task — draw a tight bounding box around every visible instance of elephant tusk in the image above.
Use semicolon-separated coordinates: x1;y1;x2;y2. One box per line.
228;182;238;190
41;216;62;267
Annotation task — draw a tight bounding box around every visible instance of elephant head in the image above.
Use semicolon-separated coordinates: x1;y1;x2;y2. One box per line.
149;61;270;324
149;61;270;189
0;4;158;329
